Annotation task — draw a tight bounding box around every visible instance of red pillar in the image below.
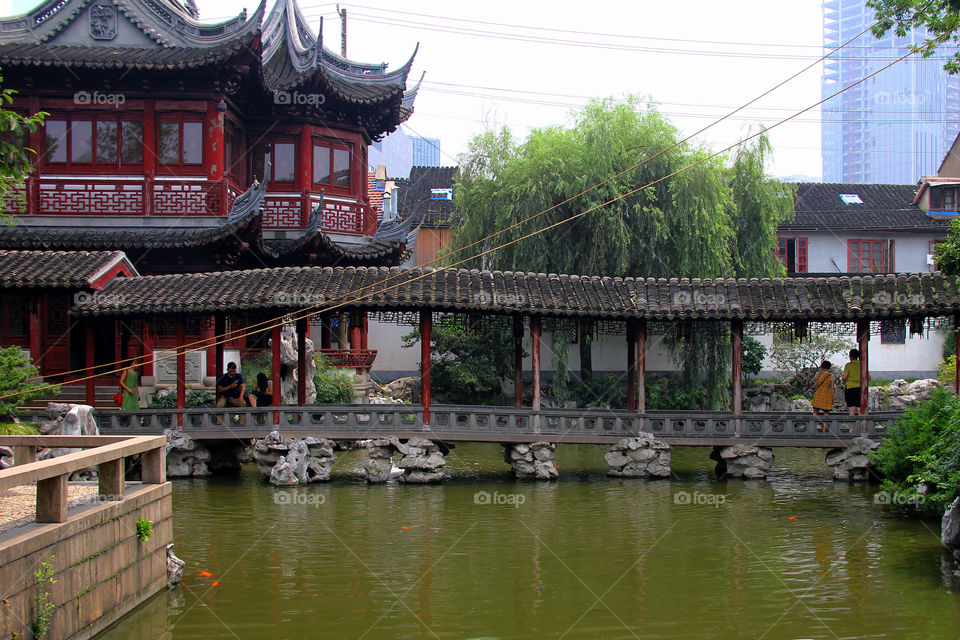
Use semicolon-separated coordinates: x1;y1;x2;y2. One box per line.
29;300;41;373
349;313;363;375
205;100;224;181
141;320;155;377
637;319;647;414
360;312;369;350
272;324;282;424
214;314;225;382
320;316;332;350
297;317;307;406
420;310;431;425
531;316;541;413
513;313;524;407
176;318;185;427
731;319;743;416
85;321;95;407
204;317;217;378
142;99;155;216
857;319;870;415
626;320;636;412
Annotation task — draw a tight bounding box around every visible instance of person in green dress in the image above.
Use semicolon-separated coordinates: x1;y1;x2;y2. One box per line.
120;366;140;410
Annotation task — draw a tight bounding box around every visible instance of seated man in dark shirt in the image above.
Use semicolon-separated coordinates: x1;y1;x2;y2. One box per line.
216;362;245;408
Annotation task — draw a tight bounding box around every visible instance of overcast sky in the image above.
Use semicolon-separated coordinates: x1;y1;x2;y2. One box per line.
6;0;950;179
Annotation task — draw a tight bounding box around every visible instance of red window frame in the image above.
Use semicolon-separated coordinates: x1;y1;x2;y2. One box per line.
156;116;204;173
931;186;958;210
254;139;297;187
42;114;144;172
311;139;353;192
775;237;808;272
847;239;892;273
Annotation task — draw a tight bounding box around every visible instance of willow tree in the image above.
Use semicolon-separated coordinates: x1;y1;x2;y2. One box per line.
448;97;792;408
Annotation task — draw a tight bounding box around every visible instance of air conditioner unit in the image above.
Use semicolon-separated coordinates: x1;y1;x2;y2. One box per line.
430;188;453;201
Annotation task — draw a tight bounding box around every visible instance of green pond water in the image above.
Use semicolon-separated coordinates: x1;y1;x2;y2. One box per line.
99;444;960;639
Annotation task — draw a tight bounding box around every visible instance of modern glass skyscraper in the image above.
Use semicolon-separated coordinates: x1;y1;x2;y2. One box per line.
412;137;441;167
822;0;960;183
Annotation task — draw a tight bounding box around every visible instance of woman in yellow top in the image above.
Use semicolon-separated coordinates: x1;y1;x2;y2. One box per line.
812;360;834;433
841;348;866;416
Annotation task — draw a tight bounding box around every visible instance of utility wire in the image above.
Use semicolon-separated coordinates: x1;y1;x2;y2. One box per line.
10;19;904;398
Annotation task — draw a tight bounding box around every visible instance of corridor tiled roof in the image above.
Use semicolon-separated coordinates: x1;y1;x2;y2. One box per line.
0;250;129;288
72;266;960;321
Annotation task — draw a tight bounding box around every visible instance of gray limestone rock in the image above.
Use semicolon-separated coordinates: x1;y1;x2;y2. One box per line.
825;437;879;482
717;445;774;479
506;442;557;479
270;456;299;486
164;428;212;477
254;431;336;483
605;436;671;478
0;446;12;469
166;543;186;588
942;498;960;558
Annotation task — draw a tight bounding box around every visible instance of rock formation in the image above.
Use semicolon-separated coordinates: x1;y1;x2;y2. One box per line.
38;403;99;478
252;430;336;485
713;444;775;479
942;498;960;573
361;438;404;483
271;317;317;405
166;543;186;587
605;435;671;477
825;437;880;481
164;429;211;477
397;437;446;483
504;442;558;479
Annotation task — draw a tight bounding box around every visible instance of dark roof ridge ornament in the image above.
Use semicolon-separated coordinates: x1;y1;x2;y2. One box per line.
225;174;269;224
304;190;325;234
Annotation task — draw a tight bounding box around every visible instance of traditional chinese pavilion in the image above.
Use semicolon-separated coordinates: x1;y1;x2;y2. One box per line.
0;0;421;267
0;0;421;384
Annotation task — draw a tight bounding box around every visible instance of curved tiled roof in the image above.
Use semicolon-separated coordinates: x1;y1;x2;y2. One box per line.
783;183;948;232
72;267;960;321
0;250;130;287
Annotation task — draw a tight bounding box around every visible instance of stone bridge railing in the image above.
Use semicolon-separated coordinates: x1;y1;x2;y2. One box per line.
87;405;902;445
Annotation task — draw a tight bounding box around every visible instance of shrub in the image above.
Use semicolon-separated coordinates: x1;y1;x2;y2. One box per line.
871;388;960;512
0;347;58;419
741;336;766;377
939;355;957;388
148;392;177;409
0;421;39;435
186;390;214;407
313;367;354;404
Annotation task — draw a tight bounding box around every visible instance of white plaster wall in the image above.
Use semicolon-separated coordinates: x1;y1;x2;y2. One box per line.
804;230;942;273
368;320;947;381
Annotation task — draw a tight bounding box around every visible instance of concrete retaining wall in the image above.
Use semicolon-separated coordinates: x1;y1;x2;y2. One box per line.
0;483;172;640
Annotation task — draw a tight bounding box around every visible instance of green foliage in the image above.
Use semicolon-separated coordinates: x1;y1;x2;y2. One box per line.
943;330;956;361
0;347;57;419
935;218;960;274
0;73;46;217
871;388;960;512
313;362;355;404
451;97;792;408
939;355;957;387
185;390;214;408
240;350;273;387
0;421;39;435
868;0;960;74
741;336;766;377
646;375;708;410
768;333;854;392
135;517;153;542
148;392;177;409
402;321;517;404
32;556;55;639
